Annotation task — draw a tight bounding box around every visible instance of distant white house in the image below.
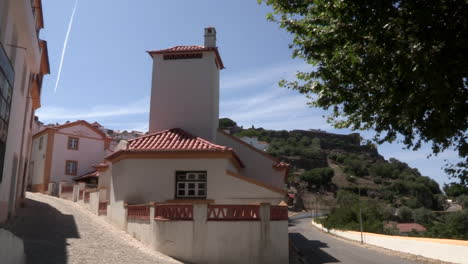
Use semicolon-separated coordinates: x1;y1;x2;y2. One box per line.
30;120;112;192
240;136;269;151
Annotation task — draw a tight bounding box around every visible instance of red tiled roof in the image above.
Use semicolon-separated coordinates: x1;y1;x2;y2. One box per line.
149;45;205;53
147;45;225;69
128;128;231;152
385;223;427;233
74;170;99;181
106;128;244;167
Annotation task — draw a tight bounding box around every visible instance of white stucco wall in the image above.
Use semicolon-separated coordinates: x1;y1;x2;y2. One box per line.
216;131;286;190
127;218;153;246
312;220;468;264
149;51;220;141
30;133;48;186
110;158;284;205
119;204;288;264
0;0;42;223
49;124;107;184
88;190;100;215
0;228;26;264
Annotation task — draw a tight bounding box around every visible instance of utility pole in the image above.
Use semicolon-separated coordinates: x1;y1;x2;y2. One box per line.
358;183;363;244
351;176;364;244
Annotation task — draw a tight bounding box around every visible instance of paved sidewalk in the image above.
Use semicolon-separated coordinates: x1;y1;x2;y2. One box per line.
6;192;181;264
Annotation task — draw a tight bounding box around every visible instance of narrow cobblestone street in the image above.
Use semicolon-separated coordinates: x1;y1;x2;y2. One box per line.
6;192;181;264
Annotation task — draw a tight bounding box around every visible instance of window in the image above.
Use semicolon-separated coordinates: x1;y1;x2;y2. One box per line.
67;137;79;150
175;171;207;199
65;160;77;175
38;136;43;150
163;53;202;60
0;40;15;183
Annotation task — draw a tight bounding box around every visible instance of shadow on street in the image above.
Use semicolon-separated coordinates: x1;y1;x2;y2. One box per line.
289;232;341;264
6;198;79;264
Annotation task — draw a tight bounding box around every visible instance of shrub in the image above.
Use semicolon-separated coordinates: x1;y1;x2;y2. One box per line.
456;195;468;209
397;206;413;222
412;207;434;226
443;183;468;198
300;167;334;188
346;175;356;183
373;177;382;184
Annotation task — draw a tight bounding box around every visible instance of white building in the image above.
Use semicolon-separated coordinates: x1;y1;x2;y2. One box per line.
0;0;50;224
98;27;289;263
30;120;112;192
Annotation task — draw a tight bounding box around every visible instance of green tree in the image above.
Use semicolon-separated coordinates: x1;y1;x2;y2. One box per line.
397;206;413;222
412;207;434;226
259;0;468;184
300;167;334;188
443;183;468;198
218;118;237;129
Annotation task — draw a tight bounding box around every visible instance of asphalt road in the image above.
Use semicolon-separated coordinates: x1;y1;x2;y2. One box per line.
289;217;419;264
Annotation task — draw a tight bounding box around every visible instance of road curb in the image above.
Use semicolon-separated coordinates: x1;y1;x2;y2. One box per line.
309;219;455;264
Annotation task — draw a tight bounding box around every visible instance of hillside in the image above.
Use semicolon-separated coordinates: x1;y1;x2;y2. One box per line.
220;118;468;240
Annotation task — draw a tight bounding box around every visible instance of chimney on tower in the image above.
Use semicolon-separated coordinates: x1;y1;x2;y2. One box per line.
204;27;216;48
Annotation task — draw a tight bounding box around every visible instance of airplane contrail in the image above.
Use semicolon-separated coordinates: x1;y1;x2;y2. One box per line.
54;0;78;93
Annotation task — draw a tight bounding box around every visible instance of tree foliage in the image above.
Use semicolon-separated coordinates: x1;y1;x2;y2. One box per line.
443;182;468;198
219;118;237;129
260;0;468;182
300;167;334;188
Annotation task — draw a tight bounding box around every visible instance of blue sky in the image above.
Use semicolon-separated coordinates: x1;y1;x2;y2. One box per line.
37;0;459;187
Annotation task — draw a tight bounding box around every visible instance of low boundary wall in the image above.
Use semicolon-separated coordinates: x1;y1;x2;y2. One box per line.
312;220;468;264
124;203;288;264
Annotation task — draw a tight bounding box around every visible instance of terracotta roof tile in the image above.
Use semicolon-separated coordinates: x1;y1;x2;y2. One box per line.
147;45;225;69
106;128;244;167
74;170;99;181
128;128;231;151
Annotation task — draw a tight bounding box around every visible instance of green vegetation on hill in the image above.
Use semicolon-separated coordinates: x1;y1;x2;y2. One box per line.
222;119;467;240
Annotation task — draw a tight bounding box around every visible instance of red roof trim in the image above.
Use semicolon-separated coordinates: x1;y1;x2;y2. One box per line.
107;128;244;167
147;45;225;69
74;170;99;181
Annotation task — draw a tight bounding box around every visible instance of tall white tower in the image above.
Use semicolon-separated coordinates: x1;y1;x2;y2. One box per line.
147;27;224;142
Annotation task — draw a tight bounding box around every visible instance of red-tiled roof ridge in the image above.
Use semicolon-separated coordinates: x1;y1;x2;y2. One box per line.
127;128;232;152
147;45;225;69
73;170;99;181
105;128;244;168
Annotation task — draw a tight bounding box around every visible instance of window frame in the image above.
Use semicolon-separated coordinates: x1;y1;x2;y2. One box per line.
175;171;207;199
67;136;79;150
65;160;78;176
38;136;43;150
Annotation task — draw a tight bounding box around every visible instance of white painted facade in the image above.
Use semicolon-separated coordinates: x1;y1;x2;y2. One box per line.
29;132;48;188
217;131;286;190
50;124;109;184
30;121;111;191
0;0;49;223
148;47;220;142
109;158;284;206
